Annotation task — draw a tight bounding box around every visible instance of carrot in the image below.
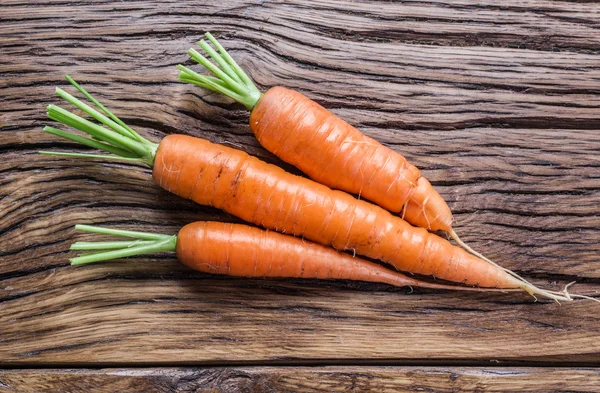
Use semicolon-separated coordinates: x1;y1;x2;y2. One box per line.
177;33;490;264
69;222;512;293
39;76;582;302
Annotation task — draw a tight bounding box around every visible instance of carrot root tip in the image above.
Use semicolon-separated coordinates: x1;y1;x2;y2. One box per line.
449;230;597;303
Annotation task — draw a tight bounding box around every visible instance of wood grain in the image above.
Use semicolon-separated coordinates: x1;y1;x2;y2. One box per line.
2;367;600;393
1;0;599;366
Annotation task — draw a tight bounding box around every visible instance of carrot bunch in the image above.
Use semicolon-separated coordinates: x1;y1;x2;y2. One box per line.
177;33;592;301
176;32;519;279
39;35;593;302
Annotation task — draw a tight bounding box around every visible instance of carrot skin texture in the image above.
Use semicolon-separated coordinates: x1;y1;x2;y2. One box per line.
249;86;453;231
177;221;461;290
154;134;519;289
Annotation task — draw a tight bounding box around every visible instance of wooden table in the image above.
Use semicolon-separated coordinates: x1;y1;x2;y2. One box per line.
2;1;599;391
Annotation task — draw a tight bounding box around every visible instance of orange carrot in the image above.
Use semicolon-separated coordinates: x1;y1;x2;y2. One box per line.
177;33;483;258
250;87;454;232
40;76;580;302
154;135;520;290
70;222;510;293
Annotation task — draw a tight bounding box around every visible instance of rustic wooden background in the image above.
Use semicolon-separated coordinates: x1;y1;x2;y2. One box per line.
1;0;600;391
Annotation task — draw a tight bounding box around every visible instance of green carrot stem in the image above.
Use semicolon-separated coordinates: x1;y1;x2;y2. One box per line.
178;65;251;106
178;32;263;111
177;66;229;90
56;88;136;141
187;49;247;96
70;240;158;250
47;105;145;155
42;76;159;167
69;225;178;265
64;75;141;142
43;126;138;158
38;151;145;163
70;236;177;265
47;103;148;157
198;40;243;84
204;32;256;89
75;224;171;240
185;73;229;89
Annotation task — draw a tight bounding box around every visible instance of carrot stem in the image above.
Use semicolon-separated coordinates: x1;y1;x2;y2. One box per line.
70;225;177;265
204;32;256;90
43;126;139;158
64;75;141;142
38;151;145;163
74;224;171;240
47;105;148;156
178;32;262;111
70;237;177;265
70;240;158;250
198;39;243;85
40;76;159;167
55;88;137;141
187;48;247;96
178;65;250;105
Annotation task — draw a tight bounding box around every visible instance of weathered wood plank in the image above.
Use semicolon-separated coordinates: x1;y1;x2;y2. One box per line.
2;267;600;364
1;367;600;393
1;0;599;366
3;0;600;52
